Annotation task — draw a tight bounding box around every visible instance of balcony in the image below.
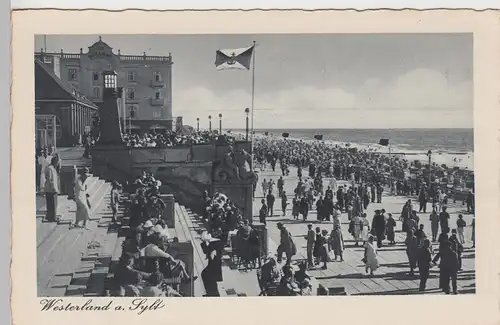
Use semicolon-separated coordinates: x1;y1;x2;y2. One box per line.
150;80;166;88
150;98;165;106
125;97;140;104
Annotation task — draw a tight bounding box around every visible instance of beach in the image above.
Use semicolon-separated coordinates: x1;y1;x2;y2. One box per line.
231;128;474;170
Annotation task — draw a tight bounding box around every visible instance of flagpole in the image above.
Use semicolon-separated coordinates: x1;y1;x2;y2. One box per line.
250;41;256;171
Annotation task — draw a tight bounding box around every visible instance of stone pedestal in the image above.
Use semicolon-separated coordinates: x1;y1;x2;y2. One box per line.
161;194;175;228
59;165;77;198
252;223;268;256
212;183;253;224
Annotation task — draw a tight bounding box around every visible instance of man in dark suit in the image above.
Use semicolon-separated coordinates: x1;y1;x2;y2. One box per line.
200;233;223;297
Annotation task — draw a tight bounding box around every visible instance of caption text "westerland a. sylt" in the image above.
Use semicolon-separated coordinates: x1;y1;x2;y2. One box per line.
40;298;165;315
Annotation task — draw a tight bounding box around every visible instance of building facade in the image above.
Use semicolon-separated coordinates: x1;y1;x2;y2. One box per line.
35;58;99;148
35;36;174;133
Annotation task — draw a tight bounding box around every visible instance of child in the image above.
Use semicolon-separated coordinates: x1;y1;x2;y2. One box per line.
110;181;122;223
456;214;466;244
385;213;397;245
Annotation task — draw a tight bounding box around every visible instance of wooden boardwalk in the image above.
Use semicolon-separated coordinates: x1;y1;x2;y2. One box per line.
190;166;476;296
36;174;115;297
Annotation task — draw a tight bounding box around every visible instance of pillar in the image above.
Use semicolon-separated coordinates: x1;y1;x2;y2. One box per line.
160;194;176;228
71;105;76;136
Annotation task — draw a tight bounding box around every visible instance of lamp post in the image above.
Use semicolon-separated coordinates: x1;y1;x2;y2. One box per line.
196;118;200;131
427;149;434;205
208;115;212;132
245;108;250;141
219;113;223;134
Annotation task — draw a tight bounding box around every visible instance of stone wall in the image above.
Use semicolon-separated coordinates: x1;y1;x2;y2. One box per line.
91;141;254;217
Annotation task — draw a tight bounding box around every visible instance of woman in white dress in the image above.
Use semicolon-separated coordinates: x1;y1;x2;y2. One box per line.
363;236;379;275
38;149;51;193
360;213;370;243
71;167;92;230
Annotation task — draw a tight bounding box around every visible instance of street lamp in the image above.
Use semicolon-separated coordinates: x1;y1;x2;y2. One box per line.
208;115;212;132
219;113;223;134
196;118;199;131
427;149;434;205
245;108;250;141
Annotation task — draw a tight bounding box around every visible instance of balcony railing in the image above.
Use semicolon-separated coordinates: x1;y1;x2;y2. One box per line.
150;80;166;87
150;98;165;106
34;51;172;63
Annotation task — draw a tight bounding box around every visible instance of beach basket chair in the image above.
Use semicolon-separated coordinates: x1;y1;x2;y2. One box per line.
256;269;279;296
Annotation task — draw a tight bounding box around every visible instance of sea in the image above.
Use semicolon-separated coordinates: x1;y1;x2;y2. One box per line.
236;128;474;169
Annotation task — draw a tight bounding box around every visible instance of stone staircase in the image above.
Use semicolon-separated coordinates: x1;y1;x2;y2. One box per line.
36;174;117;297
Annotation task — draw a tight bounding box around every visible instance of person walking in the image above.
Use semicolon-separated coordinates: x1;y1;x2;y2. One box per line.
360;213;370;244
280;190;288;216
371;209;386;248
456;214;466;245
405;229;419;276
439;206;450;234
329;223;344;261
259;199;268;225
277;222;297;265
348;213;363;246
363;236;379;276
200;232;223;297
436;240;459;294
417;238;433;291
429;207;440;242
71;167;92;230
385;213;397;245
306;224;315;269
44;156;60;222
266;190;275;217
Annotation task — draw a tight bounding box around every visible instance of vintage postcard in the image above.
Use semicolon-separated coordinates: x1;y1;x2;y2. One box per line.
10;8;500;325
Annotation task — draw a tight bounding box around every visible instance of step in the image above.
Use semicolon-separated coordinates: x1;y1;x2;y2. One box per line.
178;206;229;297
175;205;207;297
64;194;117;297
37;181;111;297
36;176;106;250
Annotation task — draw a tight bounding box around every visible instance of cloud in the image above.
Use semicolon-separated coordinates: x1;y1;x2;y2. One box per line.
174;68;472;129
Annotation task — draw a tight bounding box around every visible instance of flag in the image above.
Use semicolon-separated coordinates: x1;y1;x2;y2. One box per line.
282;132;289;138
215;45;254;70
314;135;323;141
379;138;389;146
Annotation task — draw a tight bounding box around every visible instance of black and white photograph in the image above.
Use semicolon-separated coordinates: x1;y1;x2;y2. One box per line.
34;33;475;298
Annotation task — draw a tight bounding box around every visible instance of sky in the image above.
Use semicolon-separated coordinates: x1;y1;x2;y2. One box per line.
35;34;473;129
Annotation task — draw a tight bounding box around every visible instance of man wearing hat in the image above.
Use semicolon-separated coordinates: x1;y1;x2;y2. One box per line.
371;209;386;248
200;232;223;296
277;222;296;265
305;224;315;269
44;156;60;222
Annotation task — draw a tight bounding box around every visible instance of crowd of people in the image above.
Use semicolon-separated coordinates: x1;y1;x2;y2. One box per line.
122;130;240;148
251;136;475;295
108;171;198;297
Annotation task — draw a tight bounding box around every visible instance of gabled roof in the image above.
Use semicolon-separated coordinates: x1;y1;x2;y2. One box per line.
34;58;98;109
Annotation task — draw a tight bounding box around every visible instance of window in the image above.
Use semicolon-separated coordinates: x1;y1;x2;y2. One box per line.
127;105;138;119
43;56;52;64
153;108;162;118
92;87;101;99
55;117;62;140
154;89;162;100
154;71;162;82
68;68;77;81
92;72;99;82
126;88;135;100
127;71;137;82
